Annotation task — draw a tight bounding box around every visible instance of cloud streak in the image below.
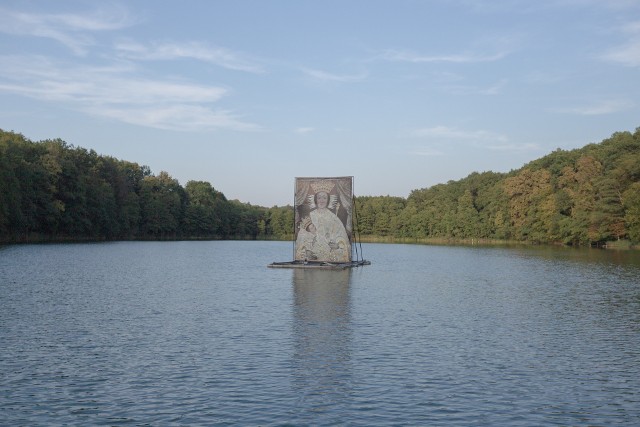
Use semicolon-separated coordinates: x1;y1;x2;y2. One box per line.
600;20;640;67
301;67;368;82
407;128;539;158
601;39;640;67
0;54;260;132
405;125;538;155
411;148;444;156
551;99;635;115
0;6;133;55
0;5;267;131
93;105;259;132
115;40;265;73
485;142;539;151
443;79;508;96
407;126;508;142
378;49;508;64
295;127;315;134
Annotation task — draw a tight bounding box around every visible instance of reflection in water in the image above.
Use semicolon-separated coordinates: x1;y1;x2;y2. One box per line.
291;269;352;417
3;242;639;425
502;246;640;329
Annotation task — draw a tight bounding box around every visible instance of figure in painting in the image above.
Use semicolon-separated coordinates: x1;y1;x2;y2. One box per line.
294;179;351;262
295;216;330;261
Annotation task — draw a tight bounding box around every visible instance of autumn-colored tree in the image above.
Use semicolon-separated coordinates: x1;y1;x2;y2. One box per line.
503;168;554;242
623;183;640;243
2;127;639;246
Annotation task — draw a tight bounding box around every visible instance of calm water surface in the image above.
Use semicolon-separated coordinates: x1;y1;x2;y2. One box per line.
1;241;639;425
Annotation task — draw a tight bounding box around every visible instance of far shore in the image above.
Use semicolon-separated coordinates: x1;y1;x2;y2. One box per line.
356;236;638;250
2;235;637;250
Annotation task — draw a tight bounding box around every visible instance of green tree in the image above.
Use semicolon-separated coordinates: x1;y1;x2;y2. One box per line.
183;180;226;237
455;189;480;237
268;205;294;239
113;161;148;238
623;183;640;243
557;156;604;244
140;171;186;238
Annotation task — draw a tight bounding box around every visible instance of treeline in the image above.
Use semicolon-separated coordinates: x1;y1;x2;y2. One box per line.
2;127;639;246
0;130;294;242
355;128;640;245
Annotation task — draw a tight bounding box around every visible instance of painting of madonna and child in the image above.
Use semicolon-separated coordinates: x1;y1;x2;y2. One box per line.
294;177;353;263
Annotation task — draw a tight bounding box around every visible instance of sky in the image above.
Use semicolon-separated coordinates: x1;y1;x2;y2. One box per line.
1;0;639;207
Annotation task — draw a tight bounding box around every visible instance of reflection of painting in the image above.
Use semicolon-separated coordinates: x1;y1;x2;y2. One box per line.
294;177;353;262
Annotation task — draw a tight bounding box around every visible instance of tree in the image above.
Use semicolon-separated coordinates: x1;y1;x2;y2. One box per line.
623;183;640;243
557;156;604;244
183;181;226;237
503;168;554;242
113;161;148;238
455;189;480;237
268;205;294;239
2;126;638;246
140;171;186;238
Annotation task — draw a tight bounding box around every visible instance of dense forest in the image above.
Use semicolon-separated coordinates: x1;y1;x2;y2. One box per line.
1;128;639;246
0;129;292;242
356;128;640;246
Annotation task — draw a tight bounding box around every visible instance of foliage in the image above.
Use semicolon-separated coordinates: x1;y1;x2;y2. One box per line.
354;128;640;246
1;127;639;246
0;130;266;242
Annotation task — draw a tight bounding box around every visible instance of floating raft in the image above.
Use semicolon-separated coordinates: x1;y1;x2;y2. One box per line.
268;259;371;270
269;176;371;270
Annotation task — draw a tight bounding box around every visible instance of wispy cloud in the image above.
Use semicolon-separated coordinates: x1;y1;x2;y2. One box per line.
294;127;315;134
301;67;368;82
444;79;508;96
375;33;518;67
600;20;640;67
0;55;226;104
0;54;260;132
94;105;258;132
550;99;635;115
0;5;265;130
485;142;540;151
0;6;132;55
378;49;508;64
478;79;508;95
407;126;537;154
410;148;445;156
115;40;265;73
407;126;508;142
601;40;640;67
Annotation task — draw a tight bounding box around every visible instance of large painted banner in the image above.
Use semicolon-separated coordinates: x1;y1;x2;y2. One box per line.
294;177;353;262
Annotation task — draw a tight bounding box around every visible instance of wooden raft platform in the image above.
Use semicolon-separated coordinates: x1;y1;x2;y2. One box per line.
268;260;371;270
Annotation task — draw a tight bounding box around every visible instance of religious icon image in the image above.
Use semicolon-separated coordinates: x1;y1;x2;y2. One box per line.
294;177;353;263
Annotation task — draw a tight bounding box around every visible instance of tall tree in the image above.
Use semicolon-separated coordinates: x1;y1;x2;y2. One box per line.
623;183;640;243
183;180;226;236
140;171;186;238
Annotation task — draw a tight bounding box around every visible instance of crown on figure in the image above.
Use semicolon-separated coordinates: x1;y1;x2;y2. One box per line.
299;216;313;230
310;180;335;194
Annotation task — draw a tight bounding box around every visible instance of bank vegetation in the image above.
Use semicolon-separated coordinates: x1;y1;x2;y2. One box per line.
1;128;639;247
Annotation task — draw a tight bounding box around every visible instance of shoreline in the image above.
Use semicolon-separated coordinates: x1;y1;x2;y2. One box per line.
1;235;637;250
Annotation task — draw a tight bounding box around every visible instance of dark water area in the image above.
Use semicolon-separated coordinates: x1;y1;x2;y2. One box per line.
1;241;639;425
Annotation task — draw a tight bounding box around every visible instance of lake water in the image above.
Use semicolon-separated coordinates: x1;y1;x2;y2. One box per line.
1;241;639;426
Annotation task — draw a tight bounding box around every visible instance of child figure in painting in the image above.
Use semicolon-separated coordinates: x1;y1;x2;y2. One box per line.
295;213;346;262
295;216;325;261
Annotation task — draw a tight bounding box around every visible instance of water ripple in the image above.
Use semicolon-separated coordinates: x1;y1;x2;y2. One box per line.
1;242;639;425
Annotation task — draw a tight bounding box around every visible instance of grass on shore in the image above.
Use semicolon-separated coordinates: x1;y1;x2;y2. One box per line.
355;235;638;249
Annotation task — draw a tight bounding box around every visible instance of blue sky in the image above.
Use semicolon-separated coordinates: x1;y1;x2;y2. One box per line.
1;0;639;207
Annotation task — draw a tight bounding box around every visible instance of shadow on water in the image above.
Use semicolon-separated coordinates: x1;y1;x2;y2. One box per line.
290;268;353;417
